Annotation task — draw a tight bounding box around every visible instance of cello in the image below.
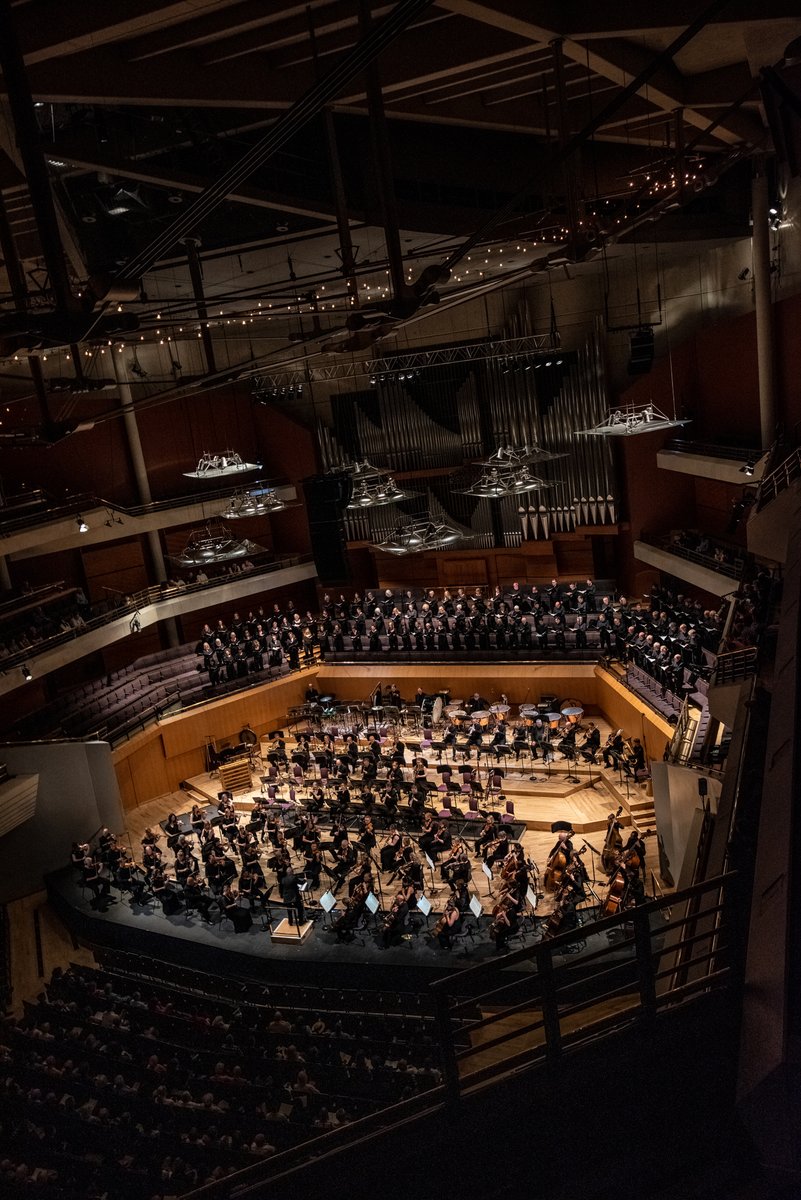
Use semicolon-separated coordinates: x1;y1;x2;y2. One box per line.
601;806;624;874
543;831;573;893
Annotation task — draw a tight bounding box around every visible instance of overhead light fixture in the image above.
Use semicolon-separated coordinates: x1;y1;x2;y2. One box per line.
183;450;261;479
221;487;296;518
129;612;142;634
373;517;469;555
21;665;32;682
346;476;420;509
575;402;691;437
170;522;265;566
484;443;566;466
460;465;553;499
76;516;89;533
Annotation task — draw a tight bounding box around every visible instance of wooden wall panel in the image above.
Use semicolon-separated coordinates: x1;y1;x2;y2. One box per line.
82;539;148;604
316;662;598;710
594;667;674;765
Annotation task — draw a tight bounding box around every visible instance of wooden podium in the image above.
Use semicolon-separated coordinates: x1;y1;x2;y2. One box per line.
270;918;314;944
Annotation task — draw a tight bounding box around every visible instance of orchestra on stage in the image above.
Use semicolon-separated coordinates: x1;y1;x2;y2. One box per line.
70;687;654;956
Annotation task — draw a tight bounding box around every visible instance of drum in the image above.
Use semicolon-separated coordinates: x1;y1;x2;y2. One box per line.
472;710;490;728
432;696;444;725
490;704;510;716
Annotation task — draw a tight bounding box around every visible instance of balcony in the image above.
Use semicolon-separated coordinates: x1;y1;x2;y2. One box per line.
0;479;298;561
633;533;745;598
657;438;766;485
0;555;317;698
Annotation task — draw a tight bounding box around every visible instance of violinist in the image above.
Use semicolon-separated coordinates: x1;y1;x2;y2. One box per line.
440;840;470;890
490;888;523;953
182;872;213;921
474;813;501;860
153;866;183;915
484;826;511;871
388;836;415;881
422;819;452;863
222;882;252;932
334;878;369;942
303;843;325;888
382;881;417;947
360;786;376;816
247;798;268;842
356;814;376;853
116;853;151;906
331;839;356;892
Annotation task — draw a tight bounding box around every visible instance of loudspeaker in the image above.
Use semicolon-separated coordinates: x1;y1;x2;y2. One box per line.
628;328;655;375
303;475;351;584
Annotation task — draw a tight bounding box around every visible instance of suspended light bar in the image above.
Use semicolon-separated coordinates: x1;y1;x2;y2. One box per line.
346;476;420;509
221;487;295;519
482;442;566;466
460;465;554;499
575;403;690;437
183;450;261;479
373;518;469;555
170;522;265;566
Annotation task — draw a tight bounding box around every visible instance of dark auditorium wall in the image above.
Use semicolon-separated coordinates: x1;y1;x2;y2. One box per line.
0;741;124;903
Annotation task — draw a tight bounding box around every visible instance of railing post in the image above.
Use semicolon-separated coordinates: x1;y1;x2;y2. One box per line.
432;987;460;1107
537;944;562;1060
632;906;657;1021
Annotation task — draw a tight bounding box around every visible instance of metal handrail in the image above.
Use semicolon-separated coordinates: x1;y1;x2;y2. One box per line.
430;872;735;1103
0;475;295;538
0;554;312;672
756;446;801;511
712;646;758;685
637;531;745;580
661;438;761;462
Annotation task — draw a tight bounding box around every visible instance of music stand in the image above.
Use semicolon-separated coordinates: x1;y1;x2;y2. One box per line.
482;859;494;898
424;852;440;896
319;889;337;930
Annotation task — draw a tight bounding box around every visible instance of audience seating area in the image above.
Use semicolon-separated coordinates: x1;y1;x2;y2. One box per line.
0;956;442;1198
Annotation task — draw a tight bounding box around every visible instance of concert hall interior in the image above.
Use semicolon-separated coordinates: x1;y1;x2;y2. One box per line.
1;3;801;1199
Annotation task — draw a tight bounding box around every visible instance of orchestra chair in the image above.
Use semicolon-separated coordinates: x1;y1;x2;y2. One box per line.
437;793;457;821
464;795;482;821
501;799;516;824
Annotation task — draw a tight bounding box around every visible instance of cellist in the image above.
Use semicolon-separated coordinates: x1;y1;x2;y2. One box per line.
543;828;573;892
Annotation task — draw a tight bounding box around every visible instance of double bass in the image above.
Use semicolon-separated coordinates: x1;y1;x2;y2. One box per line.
543;832;573;893
601;806;624;873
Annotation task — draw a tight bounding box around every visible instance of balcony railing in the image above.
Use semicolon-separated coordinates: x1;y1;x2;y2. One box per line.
712;646;758;686
637;531;746;581
755;447;801;512
0;554;313;674
662;438;760;462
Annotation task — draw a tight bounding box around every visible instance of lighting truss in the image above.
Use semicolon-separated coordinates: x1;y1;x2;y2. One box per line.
460;464;553;499
333;459;420;509
252;334;552;391
183;450;261;479
170;522;265;566
220;487;295;519
483;443;566;466
373;518;468;555
575;402;691;437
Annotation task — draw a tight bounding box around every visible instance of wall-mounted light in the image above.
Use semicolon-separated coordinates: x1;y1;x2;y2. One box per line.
76;516;89;533
21;665;32;682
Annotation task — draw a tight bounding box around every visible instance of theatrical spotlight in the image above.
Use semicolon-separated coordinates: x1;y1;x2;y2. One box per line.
21;664;32;682
76;516;89;533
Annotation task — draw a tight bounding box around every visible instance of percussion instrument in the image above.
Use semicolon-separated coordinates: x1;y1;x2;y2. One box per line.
546;712;563;728
561;707;584;724
448;708;466;718
432;696;444;724
490;704;510;715
472;710;490;727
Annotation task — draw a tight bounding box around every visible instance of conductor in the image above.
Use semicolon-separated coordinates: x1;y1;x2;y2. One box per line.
280;866;306;926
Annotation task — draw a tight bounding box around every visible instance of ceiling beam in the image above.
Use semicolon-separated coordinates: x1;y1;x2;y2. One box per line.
13;0;245;66
435;0;767;146
45;142;351;224
121;0;345;63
